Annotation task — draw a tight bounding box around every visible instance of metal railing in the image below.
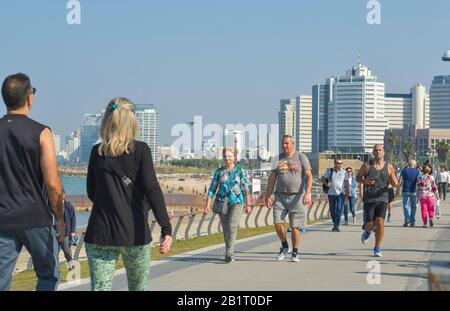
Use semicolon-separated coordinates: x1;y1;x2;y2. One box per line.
70;197;335;262
27;178;362;269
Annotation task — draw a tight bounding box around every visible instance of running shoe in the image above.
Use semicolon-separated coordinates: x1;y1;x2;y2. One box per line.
373;247;383;257
387;214;392;223
300;227;306;233
429;219;434;227
361;230;371;244
291;252;300;262
276;247;289;261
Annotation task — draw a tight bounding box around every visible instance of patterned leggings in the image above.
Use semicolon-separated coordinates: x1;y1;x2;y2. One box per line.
85;243;151;291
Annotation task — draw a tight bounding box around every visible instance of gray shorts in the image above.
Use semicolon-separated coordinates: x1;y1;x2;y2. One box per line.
273;193;306;229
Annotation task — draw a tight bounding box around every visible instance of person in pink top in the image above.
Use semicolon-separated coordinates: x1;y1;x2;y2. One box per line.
416;165;440;228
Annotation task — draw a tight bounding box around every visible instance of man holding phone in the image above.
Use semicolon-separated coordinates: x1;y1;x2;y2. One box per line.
356;144;398;257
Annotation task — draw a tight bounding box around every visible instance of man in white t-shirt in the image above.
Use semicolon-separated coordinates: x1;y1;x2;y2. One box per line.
322;159;347;232
436;165;450;201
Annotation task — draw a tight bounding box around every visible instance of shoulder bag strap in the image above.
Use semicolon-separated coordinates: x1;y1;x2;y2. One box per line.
105;156;145;197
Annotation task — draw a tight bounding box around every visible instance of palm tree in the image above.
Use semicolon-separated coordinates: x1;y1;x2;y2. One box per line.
435;141;450;164
386;130;399;162
402;141;414;162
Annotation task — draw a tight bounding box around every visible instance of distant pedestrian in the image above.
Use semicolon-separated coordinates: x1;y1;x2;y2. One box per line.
85;97;172;291
386;184;395;223
424;160;433;174
60;191;77;271
265;135;312;262
205;147;252;263
0;73;65;291
322;159;346;231
436;165;449;201
397;160;420;227
417;165;439;228
357;144;398;257
344;167;357;224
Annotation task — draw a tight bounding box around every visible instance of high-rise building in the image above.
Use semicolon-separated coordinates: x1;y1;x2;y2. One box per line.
233;130;245;161
296;95;312;153
66;129;81;163
279;96;312;153
328;63;389;153
412;84;427;129
80;113;103;163
385;84;430;130
430;75;450;128
223;129;234;149
425;96;430;129
135;104;160;164
52;134;61;156
312;78;334;153
278;99;296;150
384;94;412;129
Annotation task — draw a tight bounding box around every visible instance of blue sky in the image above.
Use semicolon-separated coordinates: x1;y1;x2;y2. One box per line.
1;0;449;145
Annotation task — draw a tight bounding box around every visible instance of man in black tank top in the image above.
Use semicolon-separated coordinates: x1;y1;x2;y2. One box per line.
356;144;398;258
0;73;65;291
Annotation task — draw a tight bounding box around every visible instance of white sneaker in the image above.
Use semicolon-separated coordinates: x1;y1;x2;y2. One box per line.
276;247;289;261
291;253;300;262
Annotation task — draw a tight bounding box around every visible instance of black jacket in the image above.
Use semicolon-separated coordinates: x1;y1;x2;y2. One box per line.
85;141;172;246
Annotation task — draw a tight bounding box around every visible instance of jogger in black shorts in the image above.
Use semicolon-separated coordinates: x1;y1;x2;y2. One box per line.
357;145;398;257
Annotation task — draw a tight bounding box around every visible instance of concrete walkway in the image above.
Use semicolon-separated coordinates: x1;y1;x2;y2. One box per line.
60;199;450;291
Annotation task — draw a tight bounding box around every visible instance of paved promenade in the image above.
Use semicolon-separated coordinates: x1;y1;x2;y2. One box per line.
60;199;450;291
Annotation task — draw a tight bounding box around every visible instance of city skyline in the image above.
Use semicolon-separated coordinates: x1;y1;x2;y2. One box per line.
53;57;448;163
1;1;449;146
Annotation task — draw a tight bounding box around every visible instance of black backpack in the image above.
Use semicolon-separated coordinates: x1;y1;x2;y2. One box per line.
322;168;335;194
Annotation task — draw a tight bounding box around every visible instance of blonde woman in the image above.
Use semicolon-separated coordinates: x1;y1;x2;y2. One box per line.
205;147;252;263
85;97;172;291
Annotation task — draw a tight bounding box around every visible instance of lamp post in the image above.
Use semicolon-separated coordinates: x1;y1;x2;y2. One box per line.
432;149;437;174
442;50;450;62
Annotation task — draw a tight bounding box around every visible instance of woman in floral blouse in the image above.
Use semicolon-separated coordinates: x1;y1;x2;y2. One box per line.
205;147;252;263
416;165;440;228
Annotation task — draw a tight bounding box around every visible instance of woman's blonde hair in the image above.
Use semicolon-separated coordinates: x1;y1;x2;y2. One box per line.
98;97;138;157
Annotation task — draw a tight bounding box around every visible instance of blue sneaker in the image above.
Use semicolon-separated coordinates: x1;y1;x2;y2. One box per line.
361;231;371;244
300;227;306;233
374;247;383;257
